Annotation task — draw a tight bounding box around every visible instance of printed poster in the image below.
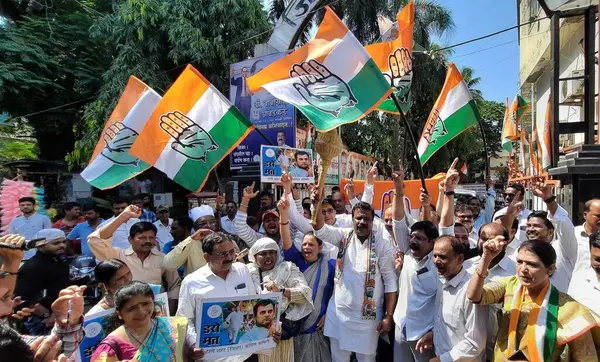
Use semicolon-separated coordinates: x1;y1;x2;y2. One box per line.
197;293;282;360
229;53;296;168
74;308;115;362
260;145;315;183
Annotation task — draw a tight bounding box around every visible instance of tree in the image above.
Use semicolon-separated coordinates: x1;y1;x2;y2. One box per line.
68;0;271;166
0;0;114;161
341;0;455;178
462;66;483;104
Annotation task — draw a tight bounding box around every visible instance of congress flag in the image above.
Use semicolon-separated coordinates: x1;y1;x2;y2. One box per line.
130;65;255;191
460;162;468;175
417;63;480;165
247;7;392;132
365;0;414;114
501;98;516;151
81;76;161;189
540;95;553;170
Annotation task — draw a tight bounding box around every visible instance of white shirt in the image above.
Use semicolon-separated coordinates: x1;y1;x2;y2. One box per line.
433;268;487;362
153;219;173;250
393;219;437;341
177;263;257;362
574;224;591;272
547;206;578;293
568;267;600;316
98;216;140;250
9;212;52;260
225;310;244;330
316;225;397;355
220;215;237;235
466;254;516;358
493;207;531;249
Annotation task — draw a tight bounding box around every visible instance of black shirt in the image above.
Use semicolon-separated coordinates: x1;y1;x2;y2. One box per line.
15;252;71;310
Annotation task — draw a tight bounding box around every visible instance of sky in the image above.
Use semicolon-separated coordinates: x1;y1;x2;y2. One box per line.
434;0;520;103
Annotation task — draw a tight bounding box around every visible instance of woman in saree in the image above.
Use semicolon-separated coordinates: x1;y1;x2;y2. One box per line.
467;238;600;361
87;259;133;315
278;197;335;362
91;281;202;362
247;218;314;362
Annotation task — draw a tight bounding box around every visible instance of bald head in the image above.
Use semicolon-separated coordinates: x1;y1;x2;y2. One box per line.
478;222;509;250
584;199;600;233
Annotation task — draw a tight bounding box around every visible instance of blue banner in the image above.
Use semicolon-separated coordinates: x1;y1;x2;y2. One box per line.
229;53;296;168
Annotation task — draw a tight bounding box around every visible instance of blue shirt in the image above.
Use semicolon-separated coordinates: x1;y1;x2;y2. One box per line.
67;219;104;256
140;209;157;223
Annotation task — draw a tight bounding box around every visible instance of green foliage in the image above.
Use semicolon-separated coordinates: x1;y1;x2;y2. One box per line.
69;0;271;165
0;139;38;160
0;0;113;160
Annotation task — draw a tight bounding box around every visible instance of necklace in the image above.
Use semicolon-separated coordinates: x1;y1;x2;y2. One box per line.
124;319;176;360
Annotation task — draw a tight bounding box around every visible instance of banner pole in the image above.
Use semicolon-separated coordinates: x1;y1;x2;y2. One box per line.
477;119;491;179
390;93;427;192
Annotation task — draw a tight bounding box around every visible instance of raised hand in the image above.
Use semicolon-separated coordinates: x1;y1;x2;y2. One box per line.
344;180;355;200
291;60;357;117
101;122;140;166
122;205;142;220
281;166;293;195
482;236;506;261
366;162;379;185
51;285;86;326
419;188;431;207
394;249;404;272
506;191;523;217
391;161;405;196
277;198;290;213
191;228;214;241
444;158;460;192
216;193;226;210
531;181;553;200
0;234;25;262
159;111;218;161
308;184;321;205
243;181;260;199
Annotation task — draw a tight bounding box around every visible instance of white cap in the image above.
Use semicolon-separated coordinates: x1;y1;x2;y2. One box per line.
33;228;66;247
189;205;215;223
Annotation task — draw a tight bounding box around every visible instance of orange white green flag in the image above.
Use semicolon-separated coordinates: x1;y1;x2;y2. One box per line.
417;63;480;165
501;97;517;151
540;95;553;170
130;65;255;191
81;76;161;189
247;7;392;132
364;0;414;114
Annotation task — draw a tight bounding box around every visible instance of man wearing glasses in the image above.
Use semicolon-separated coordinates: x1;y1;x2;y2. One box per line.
492;183;531;250
176;232;282;361
88;205;181;310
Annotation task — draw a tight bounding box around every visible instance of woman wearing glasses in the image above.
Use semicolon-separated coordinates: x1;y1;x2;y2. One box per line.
88;205;181;313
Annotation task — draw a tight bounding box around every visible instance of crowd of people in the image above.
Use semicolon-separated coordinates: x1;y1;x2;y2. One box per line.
1;159;600;362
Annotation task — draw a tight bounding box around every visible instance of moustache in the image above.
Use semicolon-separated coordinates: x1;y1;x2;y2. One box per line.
141;242;153;248
408;243;419;250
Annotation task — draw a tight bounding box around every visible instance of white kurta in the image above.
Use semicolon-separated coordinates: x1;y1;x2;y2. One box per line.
315;224;397;356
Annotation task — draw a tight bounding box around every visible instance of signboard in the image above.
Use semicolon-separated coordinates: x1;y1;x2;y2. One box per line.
229;53;296;168
341;151;377;180
340;174;445;215
314;154;339;185
260;145;315;183
197;293;282;360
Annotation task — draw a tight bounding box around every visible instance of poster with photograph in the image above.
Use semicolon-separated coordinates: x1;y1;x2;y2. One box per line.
197;293;282;360
74;308;115;362
260;145;314;183
154;292;170;317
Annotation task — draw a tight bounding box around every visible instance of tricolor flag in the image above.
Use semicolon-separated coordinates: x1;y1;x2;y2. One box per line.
365;0;414;114
501;98;517;151
460;162;468;175
531;117;543;174
81;76;161;189
130;65;255;191
247;7;392;132
417;63;480;165
540;95;553;170
519;128;528;175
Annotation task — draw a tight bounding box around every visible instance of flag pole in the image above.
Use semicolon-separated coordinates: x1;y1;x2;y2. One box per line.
477;119;491;179
390;93;427;192
254;127;275;146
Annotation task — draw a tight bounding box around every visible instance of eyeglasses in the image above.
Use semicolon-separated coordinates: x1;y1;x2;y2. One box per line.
457;214;474;220
504;193;517;198
211;249;236;259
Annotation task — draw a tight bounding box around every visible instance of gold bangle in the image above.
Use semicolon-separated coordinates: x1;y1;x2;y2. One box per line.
279;221;289;225
240;203;248;208
475;267;488;279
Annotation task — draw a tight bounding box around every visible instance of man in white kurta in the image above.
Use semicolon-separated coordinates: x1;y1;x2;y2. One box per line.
225;306;244;343
568;230;600;315
314;202;397;362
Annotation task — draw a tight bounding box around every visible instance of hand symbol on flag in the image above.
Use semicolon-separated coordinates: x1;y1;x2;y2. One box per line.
384;48;412;95
101;122;140;166
159;110;218;162
290;60;357;117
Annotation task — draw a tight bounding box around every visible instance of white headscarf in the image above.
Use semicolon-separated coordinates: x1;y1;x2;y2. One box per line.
249;237;279;264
